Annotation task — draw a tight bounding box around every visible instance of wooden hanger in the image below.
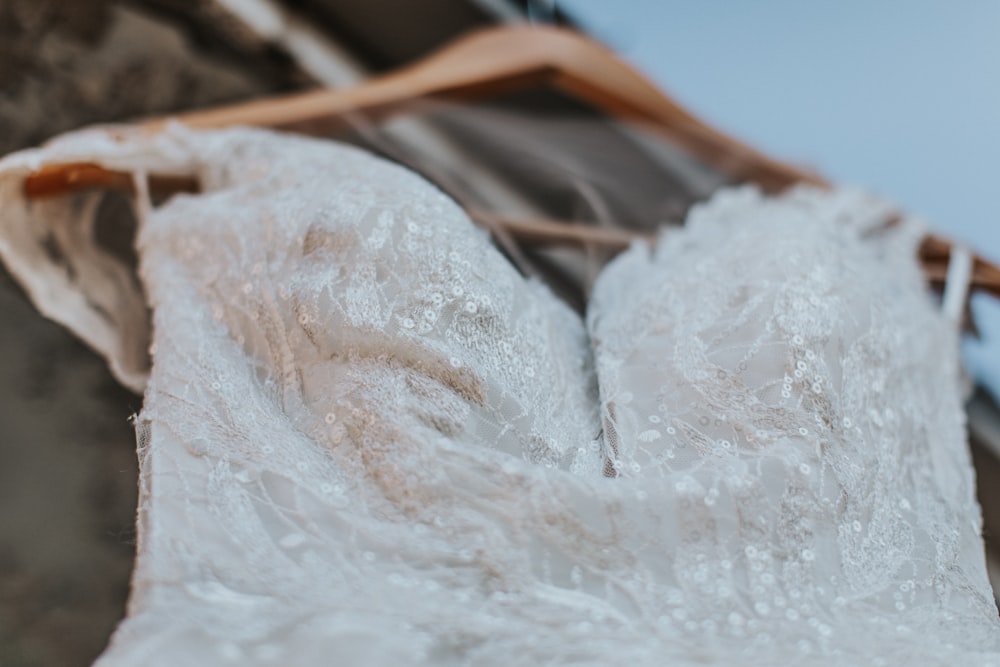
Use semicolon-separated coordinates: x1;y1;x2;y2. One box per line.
16;24;1000;299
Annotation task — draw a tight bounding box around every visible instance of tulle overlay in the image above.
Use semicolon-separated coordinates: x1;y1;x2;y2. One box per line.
0;127;997;665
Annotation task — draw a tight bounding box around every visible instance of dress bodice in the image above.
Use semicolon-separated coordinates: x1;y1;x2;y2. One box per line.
0;126;997;666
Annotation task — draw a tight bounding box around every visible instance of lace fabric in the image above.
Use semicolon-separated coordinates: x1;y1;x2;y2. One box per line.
0;126;997;666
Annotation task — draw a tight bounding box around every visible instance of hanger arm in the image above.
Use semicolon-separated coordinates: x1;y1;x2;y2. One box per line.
116;25;816;193
26;25;816;195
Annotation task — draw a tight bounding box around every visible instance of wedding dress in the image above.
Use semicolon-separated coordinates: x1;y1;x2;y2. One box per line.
1;126;998;666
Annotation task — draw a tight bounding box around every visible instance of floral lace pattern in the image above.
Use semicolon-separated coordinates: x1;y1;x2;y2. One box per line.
0;127;997;666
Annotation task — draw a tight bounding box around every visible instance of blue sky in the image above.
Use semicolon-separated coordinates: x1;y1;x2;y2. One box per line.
563;0;1000;396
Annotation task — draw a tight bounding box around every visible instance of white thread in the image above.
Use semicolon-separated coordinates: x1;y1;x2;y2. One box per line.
942;245;973;324
132;170;152;228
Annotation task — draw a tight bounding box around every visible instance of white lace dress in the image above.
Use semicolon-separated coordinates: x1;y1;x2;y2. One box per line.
1;126;998;666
